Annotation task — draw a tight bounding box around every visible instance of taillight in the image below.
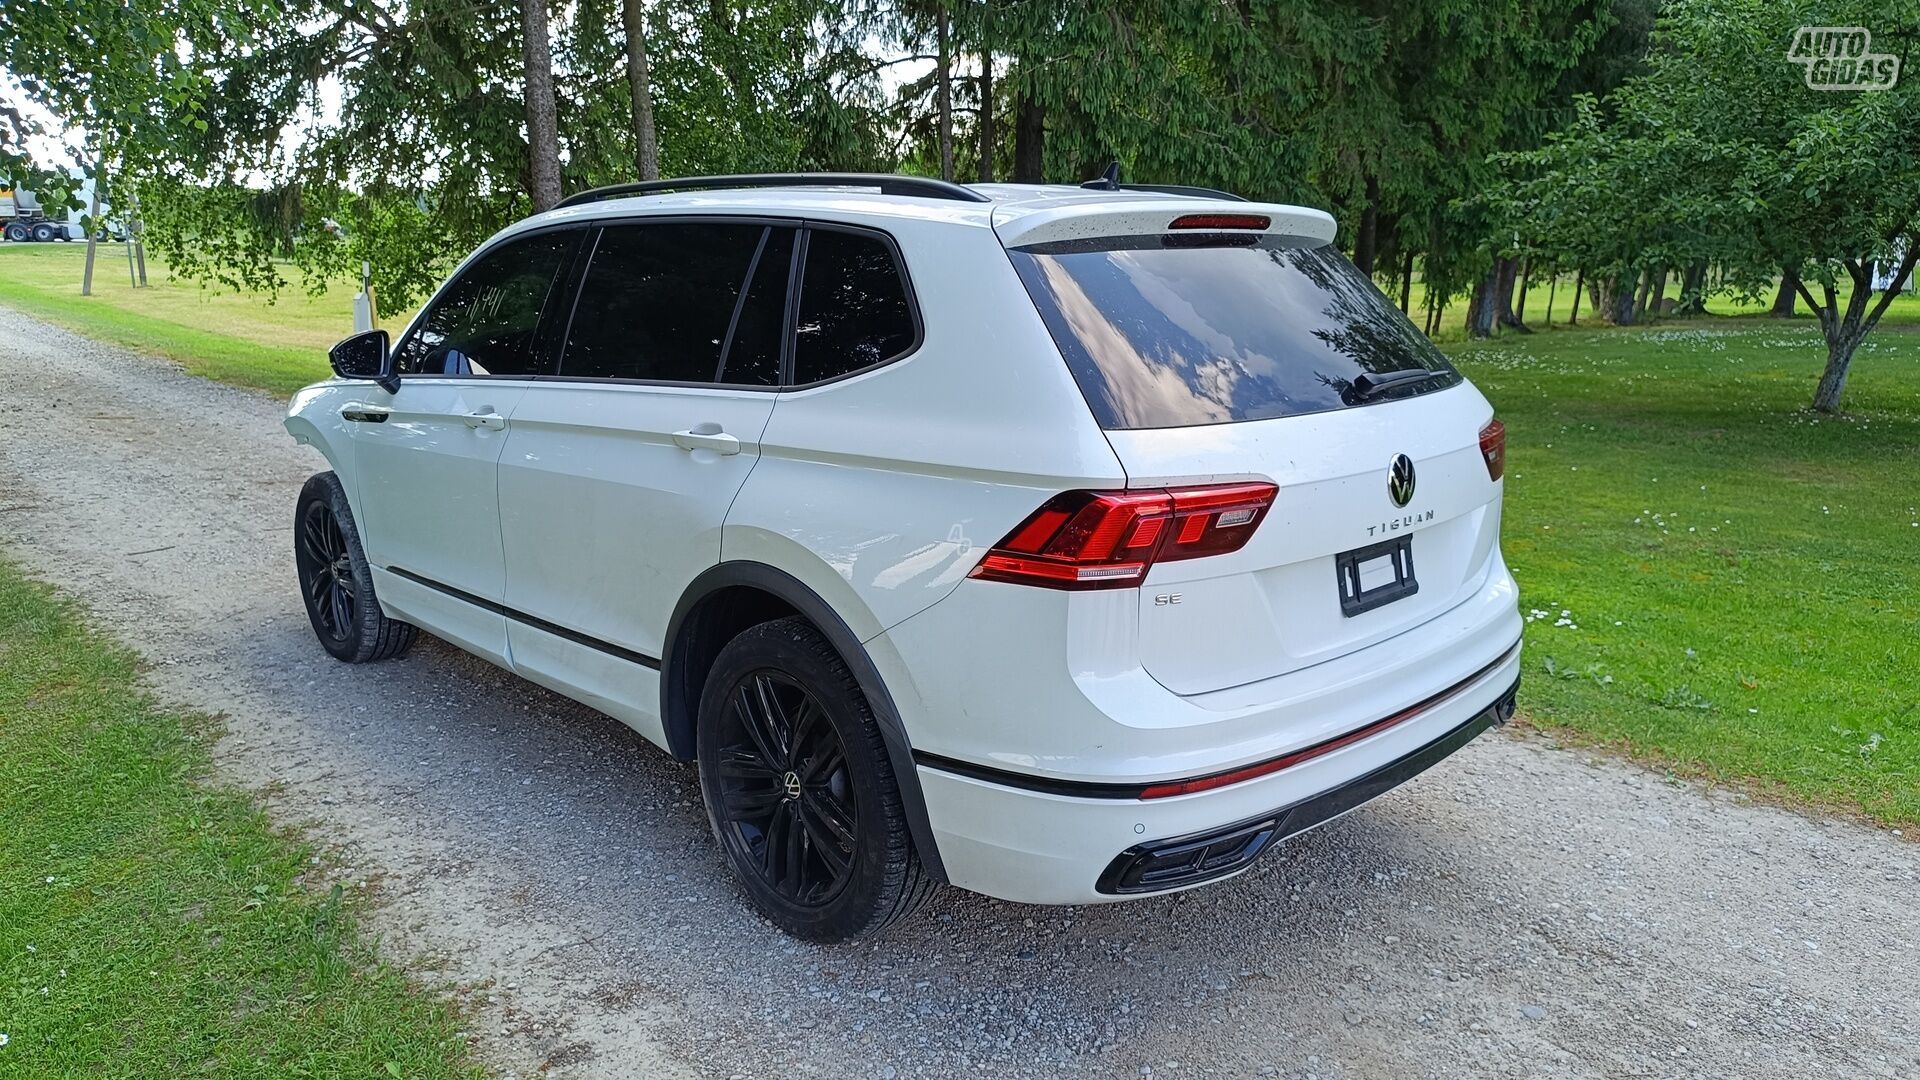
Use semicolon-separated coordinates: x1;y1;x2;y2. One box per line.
1479;418;1506;481
970;483;1278;590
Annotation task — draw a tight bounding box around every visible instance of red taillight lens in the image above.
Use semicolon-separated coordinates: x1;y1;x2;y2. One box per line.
1168;213;1271;231
970;483;1278;590
1479;418;1506;481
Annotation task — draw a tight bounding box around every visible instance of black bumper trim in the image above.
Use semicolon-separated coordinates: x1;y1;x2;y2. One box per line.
916;638;1522;800
1095;676;1518;895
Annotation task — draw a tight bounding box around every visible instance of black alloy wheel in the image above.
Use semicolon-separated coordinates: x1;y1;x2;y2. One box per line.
293;471;417;663
696;617;933;941
298;499;356;643
711;669;860;907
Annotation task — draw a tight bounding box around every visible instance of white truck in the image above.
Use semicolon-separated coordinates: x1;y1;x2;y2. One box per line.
1;175;114;242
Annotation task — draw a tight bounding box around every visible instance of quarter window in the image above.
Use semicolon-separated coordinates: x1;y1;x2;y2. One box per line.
792;229;916;385
392;230;576;377
561;222;766;383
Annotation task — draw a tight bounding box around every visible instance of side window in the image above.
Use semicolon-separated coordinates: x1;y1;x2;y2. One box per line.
560;222;766;382
392;230;576;377
716;227;794;387
792;228;916;385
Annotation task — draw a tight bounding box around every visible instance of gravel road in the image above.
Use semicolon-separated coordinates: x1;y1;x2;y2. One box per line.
1;307;1915;1080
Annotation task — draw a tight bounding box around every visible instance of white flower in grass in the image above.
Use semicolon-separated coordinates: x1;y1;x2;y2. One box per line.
0;1032;9;1048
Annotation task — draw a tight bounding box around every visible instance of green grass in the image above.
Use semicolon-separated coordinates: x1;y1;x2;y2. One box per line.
1447;317;1920;826
0;560;481;1078
0;243;349;395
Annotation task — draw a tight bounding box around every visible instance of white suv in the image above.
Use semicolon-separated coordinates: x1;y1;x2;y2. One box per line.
286;173;1522;941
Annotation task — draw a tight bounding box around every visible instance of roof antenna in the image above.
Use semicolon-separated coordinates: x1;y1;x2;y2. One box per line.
1080;161;1122;191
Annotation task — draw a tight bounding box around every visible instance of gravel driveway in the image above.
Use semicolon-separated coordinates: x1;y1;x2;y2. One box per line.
1;308;1914;1080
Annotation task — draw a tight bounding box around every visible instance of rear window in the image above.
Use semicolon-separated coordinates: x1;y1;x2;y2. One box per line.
1008;236;1461;429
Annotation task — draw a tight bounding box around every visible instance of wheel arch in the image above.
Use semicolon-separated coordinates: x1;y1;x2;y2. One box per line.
663;561;948;882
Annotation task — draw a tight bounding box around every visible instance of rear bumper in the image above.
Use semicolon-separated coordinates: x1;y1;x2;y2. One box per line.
1098;677;1515;894
913;639;1520;905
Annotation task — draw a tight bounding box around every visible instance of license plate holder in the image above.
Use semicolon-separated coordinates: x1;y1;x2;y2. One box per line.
1336;535;1419;617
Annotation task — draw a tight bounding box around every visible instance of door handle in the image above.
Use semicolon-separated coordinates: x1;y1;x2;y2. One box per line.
340;403;391;423
671;423;741;456
462;407;507;431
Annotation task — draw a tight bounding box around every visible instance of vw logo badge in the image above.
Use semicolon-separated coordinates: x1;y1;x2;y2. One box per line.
1387;454;1416;508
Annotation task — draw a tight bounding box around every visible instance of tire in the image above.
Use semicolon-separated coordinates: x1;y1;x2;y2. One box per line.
2;222;27;243
29;222;56;242
697;617;934;941
294;472;417;663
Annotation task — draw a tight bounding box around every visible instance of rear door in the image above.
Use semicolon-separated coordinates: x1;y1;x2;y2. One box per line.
496;219;790;739
1004;219;1503;696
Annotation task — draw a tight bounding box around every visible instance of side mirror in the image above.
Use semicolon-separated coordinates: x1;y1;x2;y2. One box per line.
329;329;399;394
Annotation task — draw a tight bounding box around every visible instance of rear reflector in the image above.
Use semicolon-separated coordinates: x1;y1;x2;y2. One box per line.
970;482;1278;590
1479;418;1506;481
1167;213;1271;231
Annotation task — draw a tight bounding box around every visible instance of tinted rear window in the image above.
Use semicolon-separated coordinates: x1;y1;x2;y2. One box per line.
792;228;916;385
1008;236;1461;429
561;222;765;382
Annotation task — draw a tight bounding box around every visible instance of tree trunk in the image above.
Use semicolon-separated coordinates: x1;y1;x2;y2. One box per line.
1591;272;1634;325
1633;268;1653;321
1354;174;1379;277
623;0;659;180
1648;266;1669;319
1013;91;1044;182
1494;257;1529;332
1771;267;1799;317
1677;261;1707;316
1398;249;1414;314
520;0;563;211
1545;273;1557;326
1514;259;1531;325
1569;269;1583;325
935;8;954;181
1467;267;1498;338
977;56;994;183
1613;274;1637;325
81;160;103;296
1811;335;1858;413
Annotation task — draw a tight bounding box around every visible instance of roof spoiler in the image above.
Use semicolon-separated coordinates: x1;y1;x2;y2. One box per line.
993;199;1338;249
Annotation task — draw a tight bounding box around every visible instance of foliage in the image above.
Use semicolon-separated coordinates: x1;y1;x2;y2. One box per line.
1490;0;1920;407
0;0;261;215
157;0;904;308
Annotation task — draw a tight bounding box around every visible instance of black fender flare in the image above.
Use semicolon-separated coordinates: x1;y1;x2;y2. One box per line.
662;562;948;883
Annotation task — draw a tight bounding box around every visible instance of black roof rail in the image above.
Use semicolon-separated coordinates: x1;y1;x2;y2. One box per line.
1118;183;1248;202
555;173;992;209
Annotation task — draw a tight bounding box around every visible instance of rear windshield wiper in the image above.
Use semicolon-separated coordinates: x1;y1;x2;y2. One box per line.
1350;368;1440;401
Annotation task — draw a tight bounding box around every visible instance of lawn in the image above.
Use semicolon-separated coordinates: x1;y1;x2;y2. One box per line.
0;242;359;396
0;560;481;1078
1451;318;1920;826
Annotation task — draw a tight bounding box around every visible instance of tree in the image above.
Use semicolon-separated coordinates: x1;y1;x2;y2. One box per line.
934;6;953;180
520;0;563;210
1496;0;1920;411
624;0;660;180
0;0;235;289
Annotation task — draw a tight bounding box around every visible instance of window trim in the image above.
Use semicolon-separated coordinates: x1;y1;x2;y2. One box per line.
388;222;587;382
